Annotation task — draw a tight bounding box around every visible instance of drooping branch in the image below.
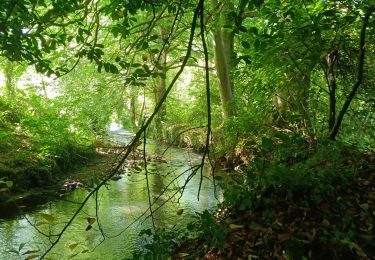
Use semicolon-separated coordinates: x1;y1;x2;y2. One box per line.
329;6;374;140
143;128;156;231
198;1;212;200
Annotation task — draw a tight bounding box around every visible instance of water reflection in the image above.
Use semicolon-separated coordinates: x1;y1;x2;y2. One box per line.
0;131;221;259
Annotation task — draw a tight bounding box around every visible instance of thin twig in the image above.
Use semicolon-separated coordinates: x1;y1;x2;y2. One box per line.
144;128;156;231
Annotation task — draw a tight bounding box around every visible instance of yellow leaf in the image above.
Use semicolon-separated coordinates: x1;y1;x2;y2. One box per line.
25;255;39;260
87;217;96;225
278;233;292;242
69;243;79;250
36;221;48;226
41;213;54;223
178;252;190;257
360;203;369;211
321;219;330;227
229;224;244;230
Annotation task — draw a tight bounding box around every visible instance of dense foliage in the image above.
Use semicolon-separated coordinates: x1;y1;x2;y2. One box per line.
0;0;374;259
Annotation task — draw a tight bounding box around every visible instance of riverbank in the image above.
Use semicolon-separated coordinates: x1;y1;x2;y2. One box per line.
171;140;375;259
0;136;169;219
128;136;375;259
0;149;116;219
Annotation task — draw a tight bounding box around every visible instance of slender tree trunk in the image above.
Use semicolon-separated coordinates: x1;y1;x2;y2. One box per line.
325;50;338;132
154;49;167;128
329;7;374;140
211;0;236;121
4;60;16;100
153;26;168;137
130;94;137;127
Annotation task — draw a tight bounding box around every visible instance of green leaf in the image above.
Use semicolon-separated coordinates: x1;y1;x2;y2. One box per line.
69;243;79;250
141;41;149;50
97;62;102;73
241;41;251;49
248;27;258;35
40;213;54;223
149;35;158;41
229;224;244;229
18;242;26;251
261;137;273;151
213;175;223;181
254;0;264;7
239;26;247;32
103;62;110;72
254;39;260;50
109;64;119;74
22;249;40;255
7;249;19;254
93;177;101;187
150;49;159;54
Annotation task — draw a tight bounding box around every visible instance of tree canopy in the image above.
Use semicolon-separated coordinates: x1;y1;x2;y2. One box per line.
1;0;375;259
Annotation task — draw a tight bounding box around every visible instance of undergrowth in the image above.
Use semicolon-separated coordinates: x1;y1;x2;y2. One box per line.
0;98;97;193
132;132;375;259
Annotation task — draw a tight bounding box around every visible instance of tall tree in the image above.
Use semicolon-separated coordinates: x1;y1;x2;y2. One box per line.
210;0;236;121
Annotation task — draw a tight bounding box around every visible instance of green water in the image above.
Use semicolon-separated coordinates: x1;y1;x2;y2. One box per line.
0;130;220;259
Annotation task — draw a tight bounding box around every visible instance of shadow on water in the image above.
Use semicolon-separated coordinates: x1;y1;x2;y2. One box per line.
0;129;221;259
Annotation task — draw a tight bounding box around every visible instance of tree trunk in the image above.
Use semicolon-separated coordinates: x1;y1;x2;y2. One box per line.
329;7;374;140
154;26;168;136
154;50;167;126
211;0;236;121
326;50;338;132
4;60;16;100
130;94;137;127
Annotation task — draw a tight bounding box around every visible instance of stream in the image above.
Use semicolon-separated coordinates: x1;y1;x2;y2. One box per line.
0;128;220;259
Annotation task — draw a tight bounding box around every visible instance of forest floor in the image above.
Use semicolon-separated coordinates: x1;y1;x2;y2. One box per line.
173;140;375;260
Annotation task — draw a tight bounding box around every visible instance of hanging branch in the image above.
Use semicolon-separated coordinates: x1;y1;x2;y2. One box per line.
39;0;205;258
329;6;374;140
94;190;106;242
143;128;156;231
198;0;212;201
